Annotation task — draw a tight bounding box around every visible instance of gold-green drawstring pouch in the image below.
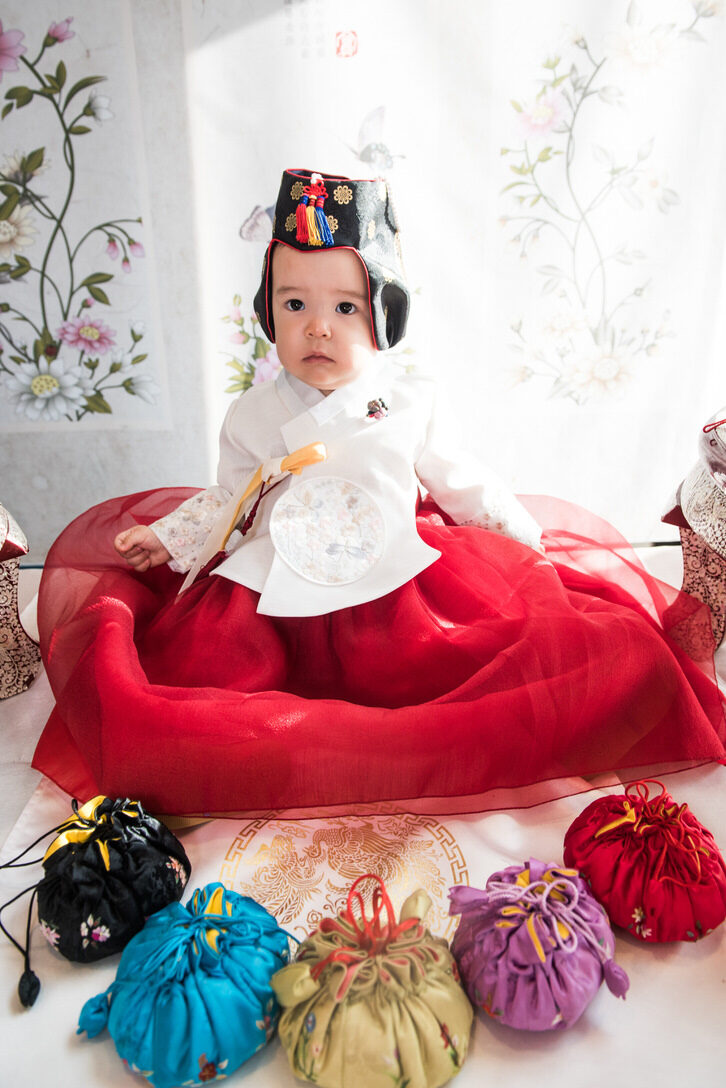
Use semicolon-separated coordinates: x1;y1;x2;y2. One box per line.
271;874;473;1088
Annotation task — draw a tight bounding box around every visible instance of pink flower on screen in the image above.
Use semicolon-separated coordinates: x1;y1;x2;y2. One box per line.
129;241;145;258
520;91;564;136
251;349;282;385
121;257;131;273
57;316;116;355
0;21;26;80
106;238;119;260
48;17;75;43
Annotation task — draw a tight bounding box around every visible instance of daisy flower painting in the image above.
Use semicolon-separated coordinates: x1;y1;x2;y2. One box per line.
0;15;158;423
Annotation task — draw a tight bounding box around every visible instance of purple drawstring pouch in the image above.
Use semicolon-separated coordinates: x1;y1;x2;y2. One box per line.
449;859;628;1031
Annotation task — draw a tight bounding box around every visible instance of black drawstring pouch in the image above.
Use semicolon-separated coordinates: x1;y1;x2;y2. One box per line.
1;795;191;1006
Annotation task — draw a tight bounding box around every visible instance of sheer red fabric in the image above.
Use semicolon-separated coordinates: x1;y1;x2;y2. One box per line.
33;490;726;818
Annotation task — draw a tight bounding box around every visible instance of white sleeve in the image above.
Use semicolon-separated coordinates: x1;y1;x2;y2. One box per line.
150;488;230;573
150;397;258;572
414;390;542;551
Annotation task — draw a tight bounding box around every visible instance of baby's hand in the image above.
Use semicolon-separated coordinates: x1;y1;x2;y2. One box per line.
114;525;171;571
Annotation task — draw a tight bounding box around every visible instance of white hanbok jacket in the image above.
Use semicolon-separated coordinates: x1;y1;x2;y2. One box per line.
151;363;541;617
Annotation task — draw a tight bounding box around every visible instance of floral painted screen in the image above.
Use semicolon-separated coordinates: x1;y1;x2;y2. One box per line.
0;7;161;428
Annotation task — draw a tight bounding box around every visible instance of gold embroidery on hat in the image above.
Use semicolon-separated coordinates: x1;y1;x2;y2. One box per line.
290;180;305;200
378;181;387;201
326;215;338;233
285;213;296;233
367;219;376;241
272;214;276;233
333;184;353;205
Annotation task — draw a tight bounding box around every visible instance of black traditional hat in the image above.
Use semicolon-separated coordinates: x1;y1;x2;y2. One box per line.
253;168;410;350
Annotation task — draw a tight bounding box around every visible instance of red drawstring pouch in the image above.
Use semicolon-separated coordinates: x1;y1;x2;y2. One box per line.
563;780;726;942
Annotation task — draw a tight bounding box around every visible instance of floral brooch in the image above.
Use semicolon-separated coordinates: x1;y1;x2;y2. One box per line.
366;397;389;421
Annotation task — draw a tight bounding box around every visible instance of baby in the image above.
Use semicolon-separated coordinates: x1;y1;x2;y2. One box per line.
114;170;542;615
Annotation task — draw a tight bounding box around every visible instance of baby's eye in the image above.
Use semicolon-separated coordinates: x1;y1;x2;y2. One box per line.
336;301;357;315
284;298;305;312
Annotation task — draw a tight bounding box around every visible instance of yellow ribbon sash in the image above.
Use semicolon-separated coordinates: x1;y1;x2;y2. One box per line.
177;441;327;595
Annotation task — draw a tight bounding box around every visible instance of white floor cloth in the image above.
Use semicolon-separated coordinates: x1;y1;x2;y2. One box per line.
1;556;725;1087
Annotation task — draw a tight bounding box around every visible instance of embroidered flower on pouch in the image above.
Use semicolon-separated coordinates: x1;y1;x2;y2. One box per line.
80;914;111;948
440;1022;461;1068
442;1021;460;1054
197;1053;229;1082
482;995;503;1018
125;1061;154;1078
166;856;188;885
630;906;652;939
39;919;60;948
255;997;276;1040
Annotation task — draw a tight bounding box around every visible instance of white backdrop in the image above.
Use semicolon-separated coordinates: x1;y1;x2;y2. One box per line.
2;0;725;557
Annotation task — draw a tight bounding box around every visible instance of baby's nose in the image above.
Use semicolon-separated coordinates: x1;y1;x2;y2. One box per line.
305;313;331;338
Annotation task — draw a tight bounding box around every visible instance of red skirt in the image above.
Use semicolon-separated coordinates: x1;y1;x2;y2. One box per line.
33;489;726;817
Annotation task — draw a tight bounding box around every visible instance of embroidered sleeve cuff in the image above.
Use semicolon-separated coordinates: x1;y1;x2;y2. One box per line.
150;488;230;573
458;502;543;551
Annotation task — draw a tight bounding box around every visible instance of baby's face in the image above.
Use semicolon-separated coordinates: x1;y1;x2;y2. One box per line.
270;244;377;395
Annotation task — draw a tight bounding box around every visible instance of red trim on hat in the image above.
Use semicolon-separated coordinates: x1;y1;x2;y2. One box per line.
287;168;383;184
263;239;275;342
264;239;381;351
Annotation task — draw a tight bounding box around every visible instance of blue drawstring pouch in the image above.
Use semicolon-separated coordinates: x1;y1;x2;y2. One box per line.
78;883;291;1088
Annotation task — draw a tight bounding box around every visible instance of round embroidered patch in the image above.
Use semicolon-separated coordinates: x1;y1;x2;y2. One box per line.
269;476;385;585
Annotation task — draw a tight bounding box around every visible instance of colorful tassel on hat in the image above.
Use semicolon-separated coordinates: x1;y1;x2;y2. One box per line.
296;174;334;248
306;198;321;245
295;192;309;244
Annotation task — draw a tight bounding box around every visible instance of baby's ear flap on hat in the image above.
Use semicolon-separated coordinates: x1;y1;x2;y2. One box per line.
253;245;275;343
380;281;409;350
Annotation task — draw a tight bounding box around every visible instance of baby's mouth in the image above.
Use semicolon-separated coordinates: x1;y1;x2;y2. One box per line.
303;352;333;363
